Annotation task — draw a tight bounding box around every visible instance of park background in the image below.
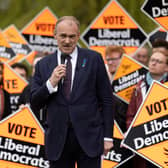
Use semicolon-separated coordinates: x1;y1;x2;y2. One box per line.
0;0;157;36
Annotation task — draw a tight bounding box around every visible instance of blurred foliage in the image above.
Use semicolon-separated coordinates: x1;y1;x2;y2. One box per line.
0;0;158;77
0;0;157;34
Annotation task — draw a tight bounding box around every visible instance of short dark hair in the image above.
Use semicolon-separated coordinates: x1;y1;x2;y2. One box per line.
152;39;168;49
11;63;28;77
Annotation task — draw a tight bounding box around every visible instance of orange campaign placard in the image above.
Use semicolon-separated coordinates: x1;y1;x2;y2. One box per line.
3;25;32;64
112;54;148;104
141;0;168;31
3;25;32;55
122;81;168;167
8;51;37;67
4;25;29;44
0;106;50;168
0;31;16;62
21;7;58;53
3;63;28;112
3;63;27;94
15;50;37;66
81;0;147;58
102;121;134;168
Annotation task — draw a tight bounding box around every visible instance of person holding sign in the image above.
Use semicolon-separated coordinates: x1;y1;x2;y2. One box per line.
18;52;46;126
0;62;11;120
105;46;128;133
105;46;133;168
126;51;168;168
30;16;114;168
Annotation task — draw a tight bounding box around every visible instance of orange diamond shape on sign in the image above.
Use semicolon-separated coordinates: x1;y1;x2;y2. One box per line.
141;0;168;31
22;7;58;36
123;81;168;167
3;63;28;94
81;0;147;58
112;54;148;104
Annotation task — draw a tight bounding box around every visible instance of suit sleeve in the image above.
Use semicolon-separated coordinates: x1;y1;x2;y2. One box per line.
30;61;51;112
96;54;114;138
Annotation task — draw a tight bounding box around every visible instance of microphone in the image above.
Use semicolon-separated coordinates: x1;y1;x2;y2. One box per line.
60;53;68;84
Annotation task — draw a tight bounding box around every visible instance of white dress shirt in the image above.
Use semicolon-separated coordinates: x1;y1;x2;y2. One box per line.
46;47;113;142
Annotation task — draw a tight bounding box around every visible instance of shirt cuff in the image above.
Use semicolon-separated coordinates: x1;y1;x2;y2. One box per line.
104;137;113;142
46;79;58;94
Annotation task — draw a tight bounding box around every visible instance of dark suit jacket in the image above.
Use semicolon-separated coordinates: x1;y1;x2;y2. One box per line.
30;47;114;160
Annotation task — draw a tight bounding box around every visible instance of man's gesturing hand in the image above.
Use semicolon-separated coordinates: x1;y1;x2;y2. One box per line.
49;64;66;87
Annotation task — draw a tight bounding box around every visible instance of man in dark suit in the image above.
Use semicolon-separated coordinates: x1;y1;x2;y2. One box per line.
30;16;114;168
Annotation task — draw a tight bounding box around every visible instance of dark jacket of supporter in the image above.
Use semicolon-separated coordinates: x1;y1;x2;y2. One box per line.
111;81;128;133
112;94;128;133
0;88;11;120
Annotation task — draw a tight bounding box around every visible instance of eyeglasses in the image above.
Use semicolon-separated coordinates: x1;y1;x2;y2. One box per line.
149;58;167;64
106;57;121;62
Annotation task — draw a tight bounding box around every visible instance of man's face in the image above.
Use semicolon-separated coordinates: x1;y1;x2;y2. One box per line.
135;48;149;66
54;20;80;54
106;52;121;75
13;67;27;80
148;52;168;76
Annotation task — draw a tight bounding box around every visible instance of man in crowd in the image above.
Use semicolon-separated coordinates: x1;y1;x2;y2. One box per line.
10;63;29;112
30;16;114;168
19;52;46;125
105;46;133;167
19;52;46;106
105;45;127;132
11;62;29;80
132;46;149;66
105;46;125;83
126;51;168;168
